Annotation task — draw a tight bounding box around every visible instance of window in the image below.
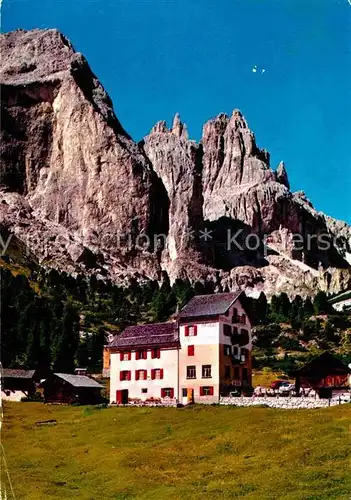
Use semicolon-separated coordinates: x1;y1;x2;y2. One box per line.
186;366;196;379
185;325;197;336
224;365;231;379
223;324;232;337
120;351;131;361
224;345;231;356
233;346;239;356
182;388;188;397
151;348;161;359
241;348;247;362
141;388;148;394
135;369;147;381
202;365;212;378
136;350;147;360
151;368;164;380
241;314;246;325
187;345;195;356
120;370;131;381
233;366;240;379
240;329;250;346
200;386;214;396
161;387;174;398
232;308;239;323
231;326;239;344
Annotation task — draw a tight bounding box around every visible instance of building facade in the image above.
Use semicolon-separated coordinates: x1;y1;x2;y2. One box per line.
42;373;103;404
108;292;252;404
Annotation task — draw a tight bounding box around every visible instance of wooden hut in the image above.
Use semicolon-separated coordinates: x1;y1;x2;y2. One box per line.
43;373;103;404
293;352;350;397
1;369;38;401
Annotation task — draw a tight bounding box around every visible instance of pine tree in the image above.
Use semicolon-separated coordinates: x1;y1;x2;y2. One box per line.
194;281;206;295
303;297;314;317
150;273;176;321
172;278;194;309
256;292;268;324
290;295;303;328
313;291;330;315
52;305;79;372
270;295;280;316
279;293;291;320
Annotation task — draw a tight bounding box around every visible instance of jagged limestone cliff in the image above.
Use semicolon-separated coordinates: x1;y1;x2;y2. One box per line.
1;29;350;296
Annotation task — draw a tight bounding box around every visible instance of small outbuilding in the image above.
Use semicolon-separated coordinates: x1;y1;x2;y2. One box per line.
1;369;38;401
43;373;103;404
293;352;350;398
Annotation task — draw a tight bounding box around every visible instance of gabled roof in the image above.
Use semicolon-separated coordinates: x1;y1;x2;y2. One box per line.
178;291;243;319
2;369;36;379
107;322;179;349
292;352;349;377
328;290;351;304
54;373;103;388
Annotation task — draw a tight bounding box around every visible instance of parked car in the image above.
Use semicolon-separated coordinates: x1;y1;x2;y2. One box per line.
270;379;287;390
278;382;295;394
229;388;241;397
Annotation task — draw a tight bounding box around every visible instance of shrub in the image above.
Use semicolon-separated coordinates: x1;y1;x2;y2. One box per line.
21;393;43;402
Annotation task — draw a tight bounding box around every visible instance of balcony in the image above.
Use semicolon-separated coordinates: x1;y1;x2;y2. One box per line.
231;354;246;365
231;330;249;347
232;315;246;325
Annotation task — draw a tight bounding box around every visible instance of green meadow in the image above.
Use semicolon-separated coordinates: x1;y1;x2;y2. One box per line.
2;402;350;499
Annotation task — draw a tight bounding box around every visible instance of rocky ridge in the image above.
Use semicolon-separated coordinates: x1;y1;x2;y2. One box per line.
1;28;350;297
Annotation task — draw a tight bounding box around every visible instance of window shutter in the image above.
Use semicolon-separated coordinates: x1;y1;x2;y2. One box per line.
209;386;214;396
193;325;198;336
151;369;155;380
160;369;164;380
135;370;139;381
200;387;204;396
170;388;174;398
188;345;194;356
143;370;147;379
120;353;124;361
120;371;123;381
144;350;147;359
161;388;165;398
127;371;131;381
185;325;189;336
151;349;155;359
128;351;131;360
157;348;161;359
135;351;139;360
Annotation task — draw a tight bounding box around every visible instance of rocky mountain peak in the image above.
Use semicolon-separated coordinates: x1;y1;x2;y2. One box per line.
172;112;188;140
1;29;74;84
230;109;248;129
150;120;168;134
149;113;188;140
275;161;290;189
0;28;163;261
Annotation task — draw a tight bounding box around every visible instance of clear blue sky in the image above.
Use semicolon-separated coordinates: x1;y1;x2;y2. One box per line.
3;0;351;223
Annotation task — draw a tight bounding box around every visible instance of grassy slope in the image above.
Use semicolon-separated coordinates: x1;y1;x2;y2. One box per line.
2;403;350;500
